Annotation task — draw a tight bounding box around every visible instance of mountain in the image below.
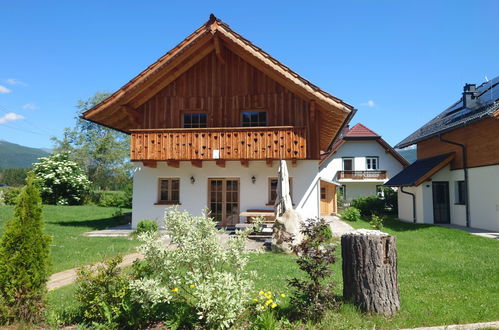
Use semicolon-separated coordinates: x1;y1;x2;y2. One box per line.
0;140;50;169
397;148;417;164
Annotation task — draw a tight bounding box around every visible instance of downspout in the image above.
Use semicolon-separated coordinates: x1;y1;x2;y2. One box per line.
400;187;416;223
438;135;470;227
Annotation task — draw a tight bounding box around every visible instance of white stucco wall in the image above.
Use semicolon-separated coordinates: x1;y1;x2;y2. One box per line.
341;182;379;201
468;165;499;231
396;164;499;231
131;160;320;228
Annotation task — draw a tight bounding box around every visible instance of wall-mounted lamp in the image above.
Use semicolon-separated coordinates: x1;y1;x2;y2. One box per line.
251;176;256;184
190;176;195;184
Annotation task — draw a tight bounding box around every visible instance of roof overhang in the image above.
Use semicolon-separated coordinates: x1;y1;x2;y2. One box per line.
82;15;354;151
384;153;454;187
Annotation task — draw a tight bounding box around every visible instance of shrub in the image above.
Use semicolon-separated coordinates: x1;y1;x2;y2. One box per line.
288;218;338;322
351;195;385;216
341;206;361;222
130;208;255;328
33;152;91;205
381;186;398;213
75;256;129;328
87;188;132;208
0;175;51;324
0;187;23;205
370;214;384;230
136;220;158;235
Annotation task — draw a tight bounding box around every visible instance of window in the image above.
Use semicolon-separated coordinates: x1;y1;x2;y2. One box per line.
241;111;267;127
455;180;466;205
183;113;207;128
268;177;293;204
320;187;327;200
342;158;354;171
158;178;180;204
366;157;379;170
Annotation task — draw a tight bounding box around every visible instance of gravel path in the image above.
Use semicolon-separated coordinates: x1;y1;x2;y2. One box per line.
323;215;355;237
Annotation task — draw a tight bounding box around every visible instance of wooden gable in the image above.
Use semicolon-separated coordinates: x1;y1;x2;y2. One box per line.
82;14;354;153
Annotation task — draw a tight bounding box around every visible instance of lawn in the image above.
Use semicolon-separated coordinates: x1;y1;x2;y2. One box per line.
46;215;499;328
0;205;138;273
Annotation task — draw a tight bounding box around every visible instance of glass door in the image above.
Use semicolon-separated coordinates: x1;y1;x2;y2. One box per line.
208;178;240;226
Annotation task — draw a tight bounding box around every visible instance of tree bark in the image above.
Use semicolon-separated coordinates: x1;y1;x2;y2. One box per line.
341;230;400;316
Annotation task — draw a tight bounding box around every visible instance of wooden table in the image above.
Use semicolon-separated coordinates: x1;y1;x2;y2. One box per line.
239;211;275;223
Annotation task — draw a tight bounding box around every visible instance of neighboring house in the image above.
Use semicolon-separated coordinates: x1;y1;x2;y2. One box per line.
82;15;355;227
386;77;499;231
319;123;408;215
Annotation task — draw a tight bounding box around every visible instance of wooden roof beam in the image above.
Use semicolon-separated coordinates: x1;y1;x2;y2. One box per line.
143;161;157;168
191;160;203;168
216;159;226;167
122;104;143;127
213;34;225;64
167;160;179;168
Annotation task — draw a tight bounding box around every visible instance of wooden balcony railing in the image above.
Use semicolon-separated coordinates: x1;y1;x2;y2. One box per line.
336;170;387;180
130;126;307;161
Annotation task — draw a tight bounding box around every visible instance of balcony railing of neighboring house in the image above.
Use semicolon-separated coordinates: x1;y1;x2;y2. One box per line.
130;126;307;161
336;170;387;181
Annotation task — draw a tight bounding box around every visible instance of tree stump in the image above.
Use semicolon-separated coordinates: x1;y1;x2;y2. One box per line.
341;229;400;316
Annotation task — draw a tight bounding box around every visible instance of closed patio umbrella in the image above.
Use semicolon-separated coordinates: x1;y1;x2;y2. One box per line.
274;160;293;217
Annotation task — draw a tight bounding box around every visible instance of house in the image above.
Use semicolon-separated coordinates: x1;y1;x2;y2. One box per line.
82;15;355;227
386;77;499;232
318;123;408;215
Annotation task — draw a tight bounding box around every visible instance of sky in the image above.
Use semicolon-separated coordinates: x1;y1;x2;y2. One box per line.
1;0;498;149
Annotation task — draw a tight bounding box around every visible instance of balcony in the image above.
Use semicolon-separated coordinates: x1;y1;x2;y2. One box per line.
130;126;307;161
336;170;387;181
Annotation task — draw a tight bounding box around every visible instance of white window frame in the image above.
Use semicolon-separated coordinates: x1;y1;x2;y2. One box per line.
366;157;379;170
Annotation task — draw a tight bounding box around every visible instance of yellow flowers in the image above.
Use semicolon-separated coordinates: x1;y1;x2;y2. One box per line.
189;284;195;288
171;287;179;293
252;290;286;312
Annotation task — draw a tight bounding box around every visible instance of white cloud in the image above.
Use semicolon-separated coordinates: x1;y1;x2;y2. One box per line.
22;103;38;110
0;85;12;94
360;100;376;107
0;112;25;124
6;78;27;86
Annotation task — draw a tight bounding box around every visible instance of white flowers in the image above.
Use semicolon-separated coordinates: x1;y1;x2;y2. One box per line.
32;152;91;205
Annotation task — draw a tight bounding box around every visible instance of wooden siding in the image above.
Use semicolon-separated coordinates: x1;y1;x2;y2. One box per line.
135;49;321;158
131;126;307;161
417;117;499;169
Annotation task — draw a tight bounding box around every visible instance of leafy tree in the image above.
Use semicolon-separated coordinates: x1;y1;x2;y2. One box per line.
52;92;132;190
33;152;91;205
0;168;30;186
0;175;51;324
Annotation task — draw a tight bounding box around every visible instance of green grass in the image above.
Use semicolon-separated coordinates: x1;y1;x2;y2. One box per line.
46;216;499;328
0;205;138;273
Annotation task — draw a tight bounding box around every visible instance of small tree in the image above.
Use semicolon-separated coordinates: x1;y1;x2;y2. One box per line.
288;218;338;322
0;175;51;324
33;152;91;205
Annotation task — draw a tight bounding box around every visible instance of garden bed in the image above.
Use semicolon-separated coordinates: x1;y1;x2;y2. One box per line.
46;216;499;328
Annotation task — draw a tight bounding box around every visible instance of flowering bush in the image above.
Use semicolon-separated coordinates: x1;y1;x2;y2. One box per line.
130;208;256;328
32;153;91;205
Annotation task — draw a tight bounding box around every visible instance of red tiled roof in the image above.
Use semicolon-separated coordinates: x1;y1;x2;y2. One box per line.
344;123;380;138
